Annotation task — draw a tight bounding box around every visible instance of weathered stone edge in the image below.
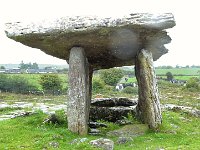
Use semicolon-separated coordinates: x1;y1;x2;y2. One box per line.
5;13;175;37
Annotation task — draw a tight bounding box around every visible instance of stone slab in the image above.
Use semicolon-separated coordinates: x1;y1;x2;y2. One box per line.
5;13;175;69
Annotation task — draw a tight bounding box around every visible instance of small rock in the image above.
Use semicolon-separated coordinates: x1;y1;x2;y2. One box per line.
52;134;63;140
49;141;59;148
43;114;59;124
90;138;114;150
117;137;133;144
156;148;165;150
89;128;101;135
164;130;177;134
89;121;107;128
80;138;88;143
11;111;34;119
116;119;132;125
70;138;88;144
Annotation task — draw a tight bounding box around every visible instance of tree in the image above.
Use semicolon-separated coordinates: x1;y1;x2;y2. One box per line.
19;61;28;69
99;68;124;86
166;72;173;81
0;66;5;69
0;74;8;91
40;74;62;94
32;62;39;69
175;65;180;68
19;61;39;69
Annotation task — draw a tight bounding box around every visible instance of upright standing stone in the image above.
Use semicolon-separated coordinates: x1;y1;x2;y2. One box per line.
135;49;162;130
68;47;90;135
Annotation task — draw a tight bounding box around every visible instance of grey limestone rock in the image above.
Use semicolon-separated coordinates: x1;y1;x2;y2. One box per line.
70;138;88;144
5;13;175;70
89;121;107;128
90;138;114;150
135;49;162;130
161;104;200;118
117;137;133;144
107;124;148;137
90;106;136;122
91;97;138;107
89;128;101;135
43;114;60;124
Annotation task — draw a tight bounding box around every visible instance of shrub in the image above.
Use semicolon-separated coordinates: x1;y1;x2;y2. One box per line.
122;86;138;94
92;77;105;94
10;76;38;94
99;68;124;86
185;77;200;92
0;74;39;94
40;74;63;94
166;72;173;81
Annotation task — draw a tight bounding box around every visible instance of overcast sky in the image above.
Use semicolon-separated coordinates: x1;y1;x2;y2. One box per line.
0;0;199;66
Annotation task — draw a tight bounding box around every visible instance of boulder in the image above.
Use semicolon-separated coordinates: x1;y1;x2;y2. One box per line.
107;124;148;137
90;106;136;122
43;113;60;124
90;97;137;122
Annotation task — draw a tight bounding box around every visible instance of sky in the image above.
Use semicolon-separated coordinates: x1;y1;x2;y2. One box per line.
0;0;200;66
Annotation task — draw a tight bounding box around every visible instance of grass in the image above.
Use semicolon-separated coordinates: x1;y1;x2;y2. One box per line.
0;107;23;115
155;68;200;76
174;75;199;80
0;110;111;150
116;111;200;150
0;110;199;149
0;92;68;104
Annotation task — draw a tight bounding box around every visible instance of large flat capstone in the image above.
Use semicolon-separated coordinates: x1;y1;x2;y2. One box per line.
5;13;175;69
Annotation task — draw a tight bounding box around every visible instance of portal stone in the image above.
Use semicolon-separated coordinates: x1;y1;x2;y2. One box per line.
68;47;90;135
135;49;162;130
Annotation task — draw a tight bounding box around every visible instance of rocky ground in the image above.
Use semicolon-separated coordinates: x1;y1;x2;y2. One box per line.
1;94;200;150
1;97;199;122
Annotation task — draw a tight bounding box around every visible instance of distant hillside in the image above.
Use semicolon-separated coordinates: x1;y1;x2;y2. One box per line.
0;64;69;69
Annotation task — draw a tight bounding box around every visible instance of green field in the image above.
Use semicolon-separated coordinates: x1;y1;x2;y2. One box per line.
2;73;68;90
155;68;200;76
121;67;200;82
